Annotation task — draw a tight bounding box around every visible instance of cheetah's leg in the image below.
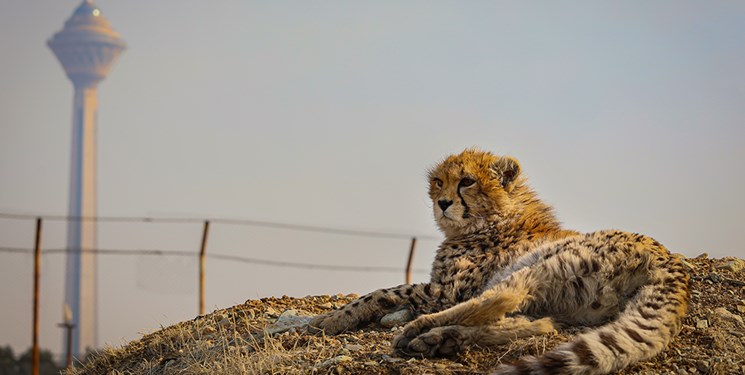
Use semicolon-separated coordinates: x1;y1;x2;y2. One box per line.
396;316;556;358
393;267;537;353
308;283;452;335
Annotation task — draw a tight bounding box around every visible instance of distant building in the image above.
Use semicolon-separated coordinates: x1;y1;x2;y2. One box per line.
48;0;125;357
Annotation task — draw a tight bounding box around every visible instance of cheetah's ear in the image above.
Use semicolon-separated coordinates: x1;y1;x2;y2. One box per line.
490;156;521;189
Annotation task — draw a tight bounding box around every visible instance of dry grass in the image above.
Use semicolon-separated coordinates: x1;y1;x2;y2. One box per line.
68;256;745;374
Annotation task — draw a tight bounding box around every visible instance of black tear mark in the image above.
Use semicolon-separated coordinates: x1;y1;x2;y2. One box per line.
456;186;470;218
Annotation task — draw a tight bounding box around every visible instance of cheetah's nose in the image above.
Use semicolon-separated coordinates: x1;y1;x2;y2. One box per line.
438;200;453;211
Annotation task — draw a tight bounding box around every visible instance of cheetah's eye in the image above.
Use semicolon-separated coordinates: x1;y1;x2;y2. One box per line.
433;178;443;188
459;177;476;188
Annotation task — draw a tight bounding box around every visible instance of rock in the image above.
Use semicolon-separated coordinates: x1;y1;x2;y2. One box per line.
696;319;709;329
717;259;745;273
201;325;216;336
213;313;226;321
696;360;710;373
672;253;695;270
380;309;414;328
698;335;715;346
695;252;709;259
707;273;721;283
318;302;334;309
264;309;313;335
737;305;745;314
336;355;353;363
345;344;364;352
264;307;281;317
713;307;744;327
681;260;696;271
382;354;404;363
316;355;353;368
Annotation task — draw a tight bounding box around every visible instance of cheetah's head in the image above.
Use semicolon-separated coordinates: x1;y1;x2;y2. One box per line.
428;149;522;237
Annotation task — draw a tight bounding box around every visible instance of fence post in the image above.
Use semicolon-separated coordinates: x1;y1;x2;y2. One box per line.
32;218;42;375
199;220;210;315
405;237;417;284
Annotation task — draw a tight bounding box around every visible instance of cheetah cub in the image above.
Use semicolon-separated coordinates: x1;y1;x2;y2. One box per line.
308;149;690;375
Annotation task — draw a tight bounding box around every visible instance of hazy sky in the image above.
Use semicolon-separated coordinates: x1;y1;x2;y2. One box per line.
1;0;744;359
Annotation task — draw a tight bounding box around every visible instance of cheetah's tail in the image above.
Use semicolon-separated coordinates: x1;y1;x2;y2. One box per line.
493;258;690;375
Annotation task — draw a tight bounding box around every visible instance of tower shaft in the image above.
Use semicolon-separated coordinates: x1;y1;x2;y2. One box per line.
64;84;99;355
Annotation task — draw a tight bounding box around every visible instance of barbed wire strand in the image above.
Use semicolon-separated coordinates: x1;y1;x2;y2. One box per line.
0;212;439;241
0;247;430;274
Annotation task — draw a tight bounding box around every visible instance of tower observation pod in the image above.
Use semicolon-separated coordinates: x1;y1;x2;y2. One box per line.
47;0;126;357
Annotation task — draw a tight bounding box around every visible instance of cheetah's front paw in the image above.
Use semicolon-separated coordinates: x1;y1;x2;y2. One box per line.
394;325;465;358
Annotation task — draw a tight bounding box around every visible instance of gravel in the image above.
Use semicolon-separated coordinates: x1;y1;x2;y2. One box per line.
69;256;744;375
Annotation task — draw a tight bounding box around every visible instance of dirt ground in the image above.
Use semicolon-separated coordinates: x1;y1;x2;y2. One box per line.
69;255;745;375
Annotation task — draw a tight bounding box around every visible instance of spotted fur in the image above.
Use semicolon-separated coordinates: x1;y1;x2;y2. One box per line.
308;149;690;375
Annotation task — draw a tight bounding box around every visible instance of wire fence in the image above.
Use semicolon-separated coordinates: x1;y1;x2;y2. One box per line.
0;212;438;276
0;212;439;241
0;246;430;274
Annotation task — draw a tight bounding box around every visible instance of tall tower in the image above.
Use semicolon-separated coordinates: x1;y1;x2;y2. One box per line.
48;0;125;357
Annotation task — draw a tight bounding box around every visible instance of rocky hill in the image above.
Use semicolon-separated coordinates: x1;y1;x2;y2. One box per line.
68;255;744;374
